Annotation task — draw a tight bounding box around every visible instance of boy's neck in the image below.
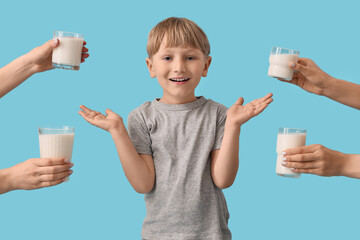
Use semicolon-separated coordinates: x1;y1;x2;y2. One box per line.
158;94;198;105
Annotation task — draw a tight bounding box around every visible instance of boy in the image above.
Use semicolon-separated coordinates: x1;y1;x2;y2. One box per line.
79;17;272;239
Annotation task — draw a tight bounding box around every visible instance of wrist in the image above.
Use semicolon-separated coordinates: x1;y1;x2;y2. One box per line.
341;154;360;179
109;123;127;137
225;121;241;133
0;167;15;194
321;75;338;97
17;54;38;76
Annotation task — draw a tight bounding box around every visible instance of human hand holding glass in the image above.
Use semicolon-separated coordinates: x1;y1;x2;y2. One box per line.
277;58;333;95
282;144;360;177
0;158;73;194
0;39;89;98
25;39;89;73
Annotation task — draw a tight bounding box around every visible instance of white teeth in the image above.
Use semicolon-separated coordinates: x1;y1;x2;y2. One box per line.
170;78;190;82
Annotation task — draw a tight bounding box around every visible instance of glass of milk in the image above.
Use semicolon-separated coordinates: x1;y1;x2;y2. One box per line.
39;126;75;181
276;127;306;178
52;31;84;71
268;47;299;81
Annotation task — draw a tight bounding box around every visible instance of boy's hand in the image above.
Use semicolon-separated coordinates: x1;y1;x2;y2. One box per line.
278;58;333;96
9;158;73;191
79;105;125;133
226;93;273;127
282;144;347;177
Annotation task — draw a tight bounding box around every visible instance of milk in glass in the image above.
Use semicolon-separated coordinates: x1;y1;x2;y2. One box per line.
39;133;74;161
276;128;306;178
52;31;84;71
268;47;299;81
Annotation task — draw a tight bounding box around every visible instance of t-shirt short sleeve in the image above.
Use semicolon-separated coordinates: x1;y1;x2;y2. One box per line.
212;102;228;151
127;108;153;155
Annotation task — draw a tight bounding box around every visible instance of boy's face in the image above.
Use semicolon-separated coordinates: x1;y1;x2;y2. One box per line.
146;37;212;104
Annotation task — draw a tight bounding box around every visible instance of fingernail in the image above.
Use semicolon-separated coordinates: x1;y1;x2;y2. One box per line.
290;62;295;68
70;163;74;167
69;170;73;175
291;168;295;171
281;161;287;166
282;152;287;155
53;38;58;44
282;157;287;161
64;158;70;163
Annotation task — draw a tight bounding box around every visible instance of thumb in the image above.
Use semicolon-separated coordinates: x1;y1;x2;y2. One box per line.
105;109;114;116
41;39;59;54
235;97;244;105
289;61;310;76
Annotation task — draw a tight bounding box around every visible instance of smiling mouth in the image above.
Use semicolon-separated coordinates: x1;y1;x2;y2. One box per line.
169;78;190;82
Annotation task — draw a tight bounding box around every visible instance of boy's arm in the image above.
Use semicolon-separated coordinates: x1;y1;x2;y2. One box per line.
110;129;155;193
210;124;240;189
79;105;155;194
211;94;273;189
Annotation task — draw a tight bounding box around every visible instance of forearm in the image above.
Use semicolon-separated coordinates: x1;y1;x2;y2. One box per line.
0;168;14;194
0;54;36;98
212;122;240;189
323;77;360;110
341;154;360;179
110;128;154;193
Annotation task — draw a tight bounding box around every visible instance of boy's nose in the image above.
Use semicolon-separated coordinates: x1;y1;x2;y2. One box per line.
173;59;186;73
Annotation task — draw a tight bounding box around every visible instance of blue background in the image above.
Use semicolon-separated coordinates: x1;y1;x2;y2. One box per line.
1;0;359;239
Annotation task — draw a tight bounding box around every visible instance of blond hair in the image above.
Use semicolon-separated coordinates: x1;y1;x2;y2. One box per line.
147;17;210;58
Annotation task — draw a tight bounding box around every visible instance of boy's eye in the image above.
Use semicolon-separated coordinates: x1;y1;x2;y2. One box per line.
187;56;196;60
163;56;172;61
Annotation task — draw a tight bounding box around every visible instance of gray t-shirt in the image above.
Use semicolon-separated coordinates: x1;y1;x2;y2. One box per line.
127;96;231;240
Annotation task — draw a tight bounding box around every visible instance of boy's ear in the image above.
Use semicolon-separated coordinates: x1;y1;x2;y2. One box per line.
146;57;156;78
202;56;212;77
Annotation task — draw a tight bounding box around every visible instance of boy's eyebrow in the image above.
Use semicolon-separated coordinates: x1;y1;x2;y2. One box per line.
184;49;201;54
161;47;202;54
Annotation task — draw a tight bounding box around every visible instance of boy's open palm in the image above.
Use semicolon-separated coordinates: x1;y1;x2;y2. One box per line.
227;93;273;127
79;105;124;133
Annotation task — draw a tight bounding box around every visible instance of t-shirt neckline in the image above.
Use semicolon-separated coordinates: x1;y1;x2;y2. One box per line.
152;96;207;111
